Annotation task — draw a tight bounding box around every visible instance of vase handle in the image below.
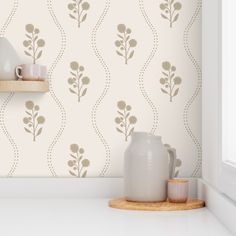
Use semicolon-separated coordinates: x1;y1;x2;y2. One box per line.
166;146;177;179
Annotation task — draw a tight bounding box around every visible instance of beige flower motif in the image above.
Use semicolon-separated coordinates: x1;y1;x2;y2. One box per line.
159;61;182;102
23;101;45;141
70;144;79;153
68;0;90;28
115;24;137;64
68;61;90;102
23;24;45;64
160;0;182;28
68;143;90;177
115;100;137;141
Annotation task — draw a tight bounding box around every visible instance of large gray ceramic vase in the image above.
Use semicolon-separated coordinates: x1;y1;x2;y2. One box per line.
124;132;176;202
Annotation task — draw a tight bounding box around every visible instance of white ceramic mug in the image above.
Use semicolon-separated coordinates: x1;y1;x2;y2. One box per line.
15;64;47;81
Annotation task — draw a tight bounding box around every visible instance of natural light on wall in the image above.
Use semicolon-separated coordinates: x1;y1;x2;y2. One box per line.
222;0;236;166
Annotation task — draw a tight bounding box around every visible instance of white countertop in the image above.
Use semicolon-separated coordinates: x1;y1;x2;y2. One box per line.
0;198;232;236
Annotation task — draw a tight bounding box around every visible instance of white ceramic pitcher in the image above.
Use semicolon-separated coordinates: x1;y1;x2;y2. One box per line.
124;132;176;202
0;37;20;80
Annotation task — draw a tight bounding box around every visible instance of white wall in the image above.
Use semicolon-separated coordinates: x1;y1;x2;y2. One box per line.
202;0;220;188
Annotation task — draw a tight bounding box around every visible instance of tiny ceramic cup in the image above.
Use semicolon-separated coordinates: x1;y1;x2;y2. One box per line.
167;179;188;203
15;64;47;81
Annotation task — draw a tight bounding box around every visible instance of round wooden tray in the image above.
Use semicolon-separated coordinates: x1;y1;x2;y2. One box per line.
109;198;205;211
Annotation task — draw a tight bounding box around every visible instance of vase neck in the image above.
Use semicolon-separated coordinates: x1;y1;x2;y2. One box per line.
131;132;161;143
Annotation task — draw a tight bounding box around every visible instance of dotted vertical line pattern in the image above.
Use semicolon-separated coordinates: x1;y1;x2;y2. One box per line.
0;0;18;37
47;0;67;176
183;0;202;177
0;93;19;176
0;0;19;176
91;0;111;177
138;0;159;134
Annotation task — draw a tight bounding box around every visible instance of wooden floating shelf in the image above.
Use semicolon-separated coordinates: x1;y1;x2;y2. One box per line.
0;80;49;93
109;198;205;211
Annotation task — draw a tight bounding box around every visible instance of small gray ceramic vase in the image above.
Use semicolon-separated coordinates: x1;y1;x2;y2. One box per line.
124;132;176;202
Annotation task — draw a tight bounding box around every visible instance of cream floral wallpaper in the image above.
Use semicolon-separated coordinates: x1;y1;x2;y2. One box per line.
0;0;201;177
